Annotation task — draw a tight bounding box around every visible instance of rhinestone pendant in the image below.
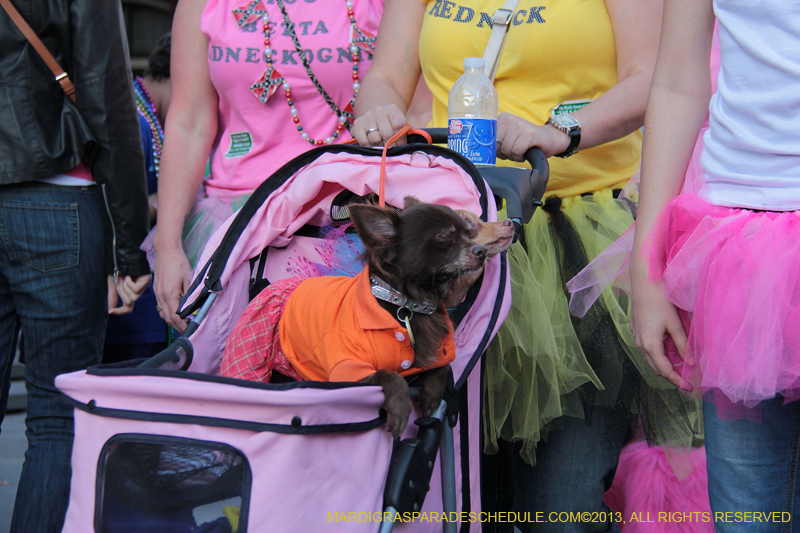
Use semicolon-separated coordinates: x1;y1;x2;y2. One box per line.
350;25;377;53
251;66;284;103
232;0;268;27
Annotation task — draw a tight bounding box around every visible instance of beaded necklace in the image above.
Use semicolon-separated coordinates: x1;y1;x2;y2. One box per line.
249;0;375;146
133;77;164;178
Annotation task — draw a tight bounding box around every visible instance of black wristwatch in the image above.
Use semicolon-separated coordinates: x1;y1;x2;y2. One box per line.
545;114;581;158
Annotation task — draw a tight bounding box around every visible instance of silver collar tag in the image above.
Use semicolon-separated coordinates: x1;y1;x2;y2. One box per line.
369;276;437;315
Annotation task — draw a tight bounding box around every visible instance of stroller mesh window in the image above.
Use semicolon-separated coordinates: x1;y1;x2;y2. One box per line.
96;434;251;532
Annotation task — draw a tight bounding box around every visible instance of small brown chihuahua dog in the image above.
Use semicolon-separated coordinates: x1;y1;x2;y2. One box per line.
349;197;489;436
221;197;495;438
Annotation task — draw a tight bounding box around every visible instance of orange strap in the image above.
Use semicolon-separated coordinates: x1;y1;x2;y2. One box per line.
408;128;432;144
378;124;412;206
0;0;76;102
340;125;433;207
341;127;431;146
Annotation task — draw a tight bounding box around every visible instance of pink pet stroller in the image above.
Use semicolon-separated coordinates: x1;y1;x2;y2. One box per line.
56;130;547;532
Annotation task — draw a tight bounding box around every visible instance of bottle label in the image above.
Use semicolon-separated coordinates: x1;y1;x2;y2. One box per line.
447;118;497;165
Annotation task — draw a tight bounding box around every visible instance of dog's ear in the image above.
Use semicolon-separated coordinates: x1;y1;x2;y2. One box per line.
403;196;422;209
348;203;399;248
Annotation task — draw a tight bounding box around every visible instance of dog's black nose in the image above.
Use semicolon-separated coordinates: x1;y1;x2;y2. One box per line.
472;245;487;261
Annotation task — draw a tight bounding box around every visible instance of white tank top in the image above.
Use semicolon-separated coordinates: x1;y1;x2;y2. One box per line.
699;0;800;210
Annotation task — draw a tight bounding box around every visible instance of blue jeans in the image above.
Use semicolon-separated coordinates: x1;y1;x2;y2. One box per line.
0;182;107;533
510;357;639;533
704;396;800;533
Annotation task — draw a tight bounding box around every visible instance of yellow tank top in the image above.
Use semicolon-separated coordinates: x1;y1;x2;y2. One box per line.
419;0;641;198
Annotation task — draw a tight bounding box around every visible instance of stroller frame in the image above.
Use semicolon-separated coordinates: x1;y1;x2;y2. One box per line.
58;134;547;532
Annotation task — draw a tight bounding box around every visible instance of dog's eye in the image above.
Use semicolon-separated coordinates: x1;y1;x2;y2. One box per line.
462;217;478;237
436;231;454;245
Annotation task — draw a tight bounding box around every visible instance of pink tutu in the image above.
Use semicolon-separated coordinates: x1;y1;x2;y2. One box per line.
604;439;711;533
650;195;800;410
564;25;799;417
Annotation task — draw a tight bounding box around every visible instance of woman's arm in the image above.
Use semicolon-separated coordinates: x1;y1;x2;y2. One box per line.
406;77;433;129
575;0;663;147
630;0;715;385
153;0;219;332
497;0;664;160
351;0;426;145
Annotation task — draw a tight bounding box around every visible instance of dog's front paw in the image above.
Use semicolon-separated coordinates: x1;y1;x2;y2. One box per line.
416;365;450;417
361;370;412;438
384;387;412;438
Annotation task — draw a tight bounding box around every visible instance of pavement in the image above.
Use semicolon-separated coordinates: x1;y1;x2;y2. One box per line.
0;411;26;532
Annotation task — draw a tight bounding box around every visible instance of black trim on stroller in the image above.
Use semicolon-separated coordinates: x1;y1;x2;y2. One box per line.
63;395;386;435
87;365;378;392
459;387;471;533
453;251;508;392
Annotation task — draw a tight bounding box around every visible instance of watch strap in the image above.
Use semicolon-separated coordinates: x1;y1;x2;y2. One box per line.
555;130;581;158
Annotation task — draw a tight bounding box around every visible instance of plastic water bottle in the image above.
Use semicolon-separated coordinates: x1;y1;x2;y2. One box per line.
447;57;499;165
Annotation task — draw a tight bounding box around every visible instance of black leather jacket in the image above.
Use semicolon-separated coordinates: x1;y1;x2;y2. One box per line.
0;0;150;277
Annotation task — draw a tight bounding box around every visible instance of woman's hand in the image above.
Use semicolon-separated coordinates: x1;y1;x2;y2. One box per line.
107;275;134;316
154;246;193;333
117;275;152;304
351;104;409;147
630;268;687;388
496;112;571;160
107;274;153;315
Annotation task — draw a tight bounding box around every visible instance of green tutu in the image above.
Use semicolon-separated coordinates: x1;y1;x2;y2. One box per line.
182;189;251;267
483;189;702;466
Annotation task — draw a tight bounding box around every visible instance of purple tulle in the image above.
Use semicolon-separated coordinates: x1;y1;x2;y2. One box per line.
286;224;365;279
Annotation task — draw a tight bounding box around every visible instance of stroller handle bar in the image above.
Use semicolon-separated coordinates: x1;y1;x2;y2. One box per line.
418;127;548;177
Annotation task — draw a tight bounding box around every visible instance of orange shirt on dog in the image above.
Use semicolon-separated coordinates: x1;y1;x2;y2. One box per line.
279;267;456;382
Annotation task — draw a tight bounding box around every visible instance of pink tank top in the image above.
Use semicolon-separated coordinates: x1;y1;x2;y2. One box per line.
201;0;383;194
